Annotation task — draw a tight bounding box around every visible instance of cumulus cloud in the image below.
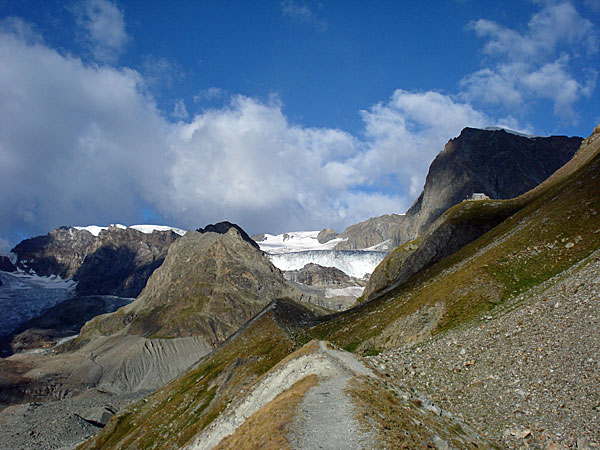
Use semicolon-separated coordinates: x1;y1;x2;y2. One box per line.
0;26;167;243
71;0;129;63
461;1;598;121
0;20;505;244
281;0;327;32
357;90;490;198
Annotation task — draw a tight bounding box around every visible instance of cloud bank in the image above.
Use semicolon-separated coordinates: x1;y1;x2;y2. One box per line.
0;1;597;247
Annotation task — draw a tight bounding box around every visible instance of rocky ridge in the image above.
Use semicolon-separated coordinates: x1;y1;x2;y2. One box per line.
11;225;181;298
332;128;581;251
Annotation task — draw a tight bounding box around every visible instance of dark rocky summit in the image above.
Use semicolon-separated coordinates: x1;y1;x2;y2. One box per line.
11;226;180;298
334;128;581;250
198;221;260;250
0;255;16;272
394;128;582;244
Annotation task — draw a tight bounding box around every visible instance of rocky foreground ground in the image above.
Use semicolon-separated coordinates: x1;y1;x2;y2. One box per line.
369;250;600;449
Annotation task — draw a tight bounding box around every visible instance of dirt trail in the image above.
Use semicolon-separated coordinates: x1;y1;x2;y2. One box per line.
287;341;375;450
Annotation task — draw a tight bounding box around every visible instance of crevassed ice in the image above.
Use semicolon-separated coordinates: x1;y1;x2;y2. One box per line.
268;250;387;279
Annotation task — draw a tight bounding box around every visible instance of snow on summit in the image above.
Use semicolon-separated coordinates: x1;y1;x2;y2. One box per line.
73;224;186;237
257;231;346;254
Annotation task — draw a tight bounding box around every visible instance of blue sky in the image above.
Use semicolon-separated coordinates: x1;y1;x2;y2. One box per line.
0;0;599;249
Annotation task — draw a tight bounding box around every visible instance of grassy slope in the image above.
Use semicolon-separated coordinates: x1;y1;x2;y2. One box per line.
305;128;600;353
79;300;313;449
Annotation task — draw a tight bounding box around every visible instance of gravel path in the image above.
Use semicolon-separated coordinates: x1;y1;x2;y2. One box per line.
369;252;600;449
288;342;375;450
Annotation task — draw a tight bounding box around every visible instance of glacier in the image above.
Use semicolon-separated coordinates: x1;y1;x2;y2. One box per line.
268;250;387;279
0;271;76;339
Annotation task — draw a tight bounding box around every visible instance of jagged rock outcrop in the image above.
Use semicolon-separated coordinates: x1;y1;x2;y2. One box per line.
11;226;180;297
74;227;179;297
394;128;582;244
198;221;259;250
78;227;293;348
317;228;338;244
0;256;16;272
334;214;405;250
12;227;97;277
283;263;364;289
335;128;581;251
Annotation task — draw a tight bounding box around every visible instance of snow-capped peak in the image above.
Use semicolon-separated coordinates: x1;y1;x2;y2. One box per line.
73;224;186;237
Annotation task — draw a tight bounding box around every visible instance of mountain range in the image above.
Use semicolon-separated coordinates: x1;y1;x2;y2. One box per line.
0;125;598;449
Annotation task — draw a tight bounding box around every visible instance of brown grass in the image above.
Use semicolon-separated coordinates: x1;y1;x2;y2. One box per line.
214;375;318;450
348;376;500;449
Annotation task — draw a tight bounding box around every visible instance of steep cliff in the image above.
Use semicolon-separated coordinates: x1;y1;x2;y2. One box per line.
334;128;581;251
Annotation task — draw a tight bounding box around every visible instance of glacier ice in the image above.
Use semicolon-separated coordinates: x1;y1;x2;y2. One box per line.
268;250;387;279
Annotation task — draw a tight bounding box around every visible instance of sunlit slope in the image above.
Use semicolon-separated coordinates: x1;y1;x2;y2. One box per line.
308;125;600;353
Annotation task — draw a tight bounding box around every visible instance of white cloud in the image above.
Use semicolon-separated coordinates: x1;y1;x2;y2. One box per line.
357;90;490;198
172;99;189;120
462;1;598;122
281;0;327;32
0;26;167;243
0;23;502;243
0;237;11;255
71;0;129;63
193;87;226;102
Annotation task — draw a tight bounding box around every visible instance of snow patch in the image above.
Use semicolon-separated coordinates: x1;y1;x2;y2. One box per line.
483;127;540;139
74;224;186;237
258;231;347;254
0;271;76;337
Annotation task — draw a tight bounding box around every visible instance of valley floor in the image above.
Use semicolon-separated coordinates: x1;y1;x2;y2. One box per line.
369;250;600;449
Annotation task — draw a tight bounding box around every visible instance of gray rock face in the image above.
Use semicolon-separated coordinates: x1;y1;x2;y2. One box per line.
334;214;405;250
11;226;180;298
317;228;339;244
335;128;581;251
0;256;16;272
395;128;582;244
79;228;294;348
283;263;364;289
12;227;97;278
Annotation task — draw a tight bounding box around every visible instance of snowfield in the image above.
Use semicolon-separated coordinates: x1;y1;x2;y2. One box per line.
73;224;187;236
257;231;347;254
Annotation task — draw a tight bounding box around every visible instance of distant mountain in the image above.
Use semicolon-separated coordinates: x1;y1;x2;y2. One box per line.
333;127;582;250
76;227;295;348
11;225;183;298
